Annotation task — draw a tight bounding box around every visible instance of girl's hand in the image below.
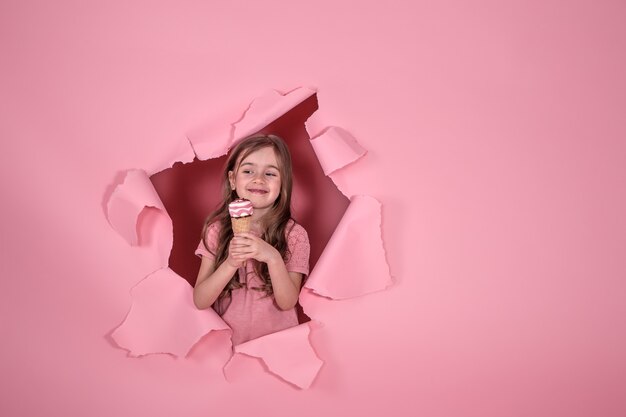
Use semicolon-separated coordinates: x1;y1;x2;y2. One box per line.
226;237;249;268
232;232;281;264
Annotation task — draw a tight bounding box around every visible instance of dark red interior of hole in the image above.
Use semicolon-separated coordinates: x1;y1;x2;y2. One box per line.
150;94;349;323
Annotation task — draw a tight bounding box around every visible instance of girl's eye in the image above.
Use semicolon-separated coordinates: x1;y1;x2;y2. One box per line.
265;172;277;177
242;170;252;174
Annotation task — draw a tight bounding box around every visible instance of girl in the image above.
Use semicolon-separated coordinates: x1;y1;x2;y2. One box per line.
193;134;310;346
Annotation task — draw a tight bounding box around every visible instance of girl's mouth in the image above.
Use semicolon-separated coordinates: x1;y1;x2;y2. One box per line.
248;189;268;194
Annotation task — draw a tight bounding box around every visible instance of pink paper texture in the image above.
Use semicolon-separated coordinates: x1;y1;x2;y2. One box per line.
304;195;391;299
106;169;173;270
309;127;367;176
230;323;323;389
3;1;626;416
111;267;231;357
188;87;317;161
106;169;169;247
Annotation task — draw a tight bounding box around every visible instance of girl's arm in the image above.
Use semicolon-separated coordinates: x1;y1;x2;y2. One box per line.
193;237;248;309
193;257;237;309
266;258;303;310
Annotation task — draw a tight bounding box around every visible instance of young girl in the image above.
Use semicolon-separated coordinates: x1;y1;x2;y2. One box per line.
193;134;310;346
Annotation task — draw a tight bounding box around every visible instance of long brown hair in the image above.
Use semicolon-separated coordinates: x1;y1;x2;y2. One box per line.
200;134;295;303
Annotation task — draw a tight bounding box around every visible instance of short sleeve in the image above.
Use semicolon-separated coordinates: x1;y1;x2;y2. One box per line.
195;222;220;260
284;222;310;276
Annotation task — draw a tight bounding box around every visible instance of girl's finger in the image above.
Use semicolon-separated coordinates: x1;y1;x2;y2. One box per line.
236;232;257;241
232;249;254;256
230;242;250;249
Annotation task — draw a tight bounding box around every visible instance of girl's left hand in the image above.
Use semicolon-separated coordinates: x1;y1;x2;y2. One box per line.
233;232;281;264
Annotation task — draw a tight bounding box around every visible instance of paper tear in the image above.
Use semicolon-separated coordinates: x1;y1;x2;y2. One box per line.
107;88;393;390
233;87;316;141
105;169;173;268
303;107;327;139
112;267;231;357
187;87;316;161
185;105;243;160
230;322;323;389
304;195;392;299
147;135;196;176
309;126;367;176
106;170;169;245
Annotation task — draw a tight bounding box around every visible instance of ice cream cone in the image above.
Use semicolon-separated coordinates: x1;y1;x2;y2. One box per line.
229;198;254;234
231;215;252;233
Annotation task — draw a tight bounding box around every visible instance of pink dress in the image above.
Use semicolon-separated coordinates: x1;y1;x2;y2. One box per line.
195;219;310;345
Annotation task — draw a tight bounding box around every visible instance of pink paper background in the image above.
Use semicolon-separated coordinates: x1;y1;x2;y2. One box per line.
2;1;625;416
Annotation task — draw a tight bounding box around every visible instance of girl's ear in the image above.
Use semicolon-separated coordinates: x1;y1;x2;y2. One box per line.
228;170;235;190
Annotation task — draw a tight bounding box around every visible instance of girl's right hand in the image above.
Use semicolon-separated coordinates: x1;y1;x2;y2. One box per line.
226;236;249;268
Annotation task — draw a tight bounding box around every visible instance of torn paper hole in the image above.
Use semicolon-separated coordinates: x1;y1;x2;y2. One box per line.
106;87;392;389
153;92;352;307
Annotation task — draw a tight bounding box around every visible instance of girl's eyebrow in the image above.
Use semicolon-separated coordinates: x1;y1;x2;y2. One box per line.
240;162;279;170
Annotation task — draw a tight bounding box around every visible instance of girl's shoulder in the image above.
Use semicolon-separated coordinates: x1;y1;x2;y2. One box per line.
204;219;224;240
286;219;309;241
207;220;222;231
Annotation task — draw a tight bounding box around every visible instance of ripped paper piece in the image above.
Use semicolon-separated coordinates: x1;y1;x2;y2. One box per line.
106;169;173;268
106;169;170;246
303;106;326;139
112;267;231;357
229;322;322;389
233;87;316;141
187;87;316;161
304;195;392;299
309;126;366;176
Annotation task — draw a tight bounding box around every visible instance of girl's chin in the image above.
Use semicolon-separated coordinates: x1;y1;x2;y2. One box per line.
251;203;271;210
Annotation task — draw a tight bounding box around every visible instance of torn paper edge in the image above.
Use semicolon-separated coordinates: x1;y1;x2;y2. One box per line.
229;322;323;389
303;194;393;299
146;134;197;177
111;267;232;358
303;109;368;200
308;126;367;176
106;169;171;247
186;87;317;161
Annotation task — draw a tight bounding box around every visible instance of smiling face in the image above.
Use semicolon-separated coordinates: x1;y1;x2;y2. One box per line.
228;146;282;218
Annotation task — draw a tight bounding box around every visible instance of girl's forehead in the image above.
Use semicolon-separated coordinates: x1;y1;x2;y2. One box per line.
239;146;279;166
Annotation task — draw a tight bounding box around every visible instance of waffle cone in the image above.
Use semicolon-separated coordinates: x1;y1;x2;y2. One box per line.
231;215;252;233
